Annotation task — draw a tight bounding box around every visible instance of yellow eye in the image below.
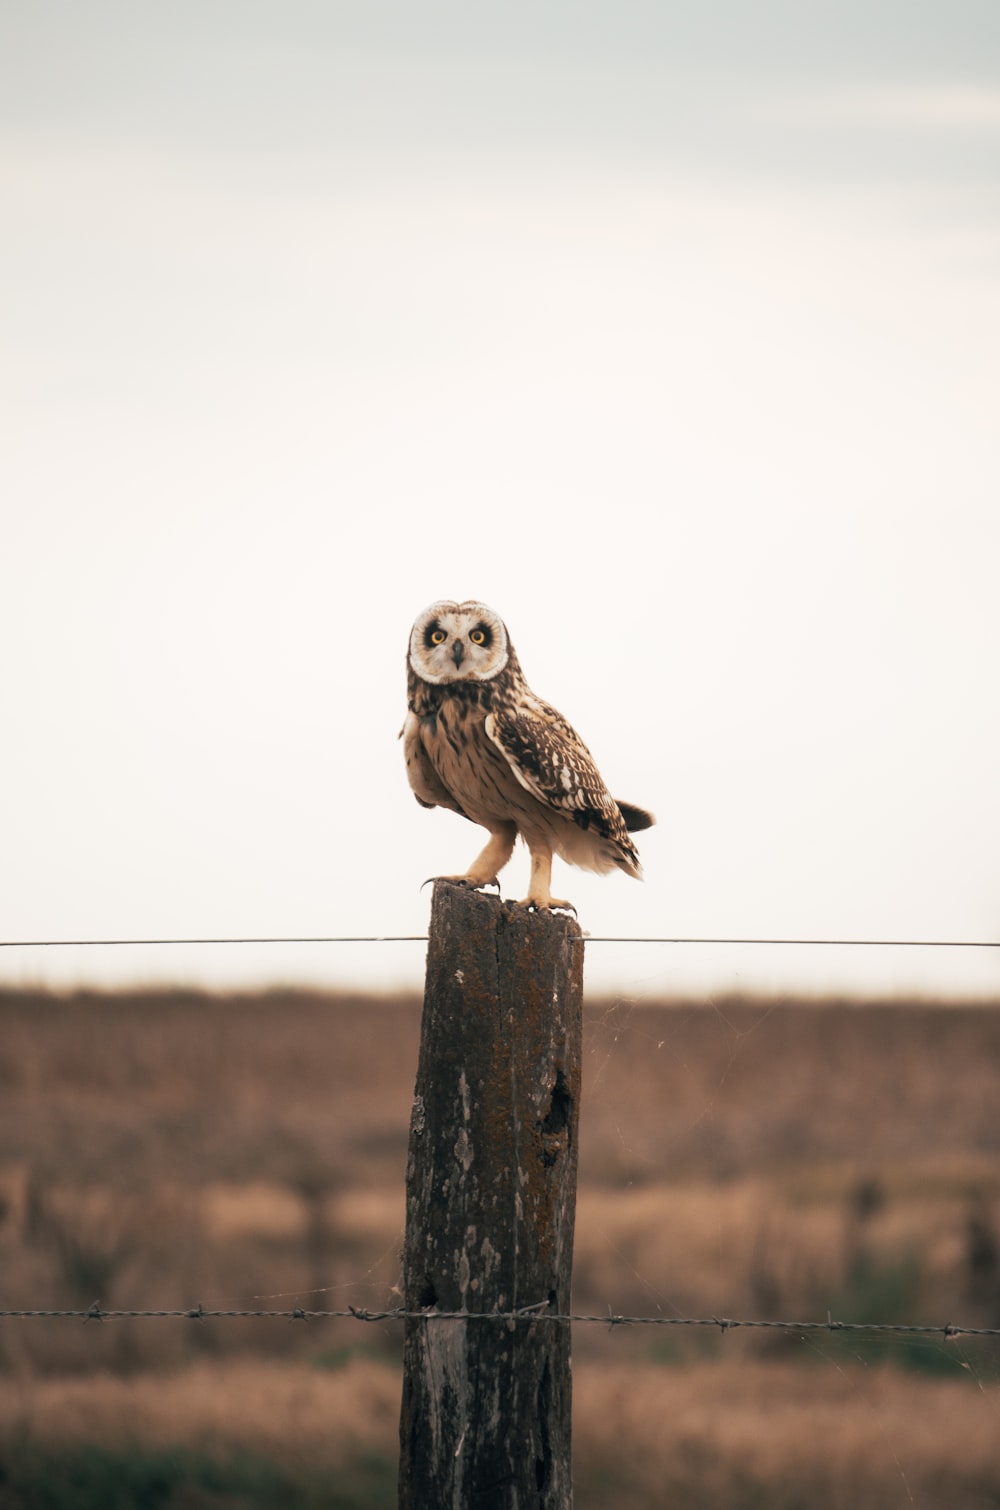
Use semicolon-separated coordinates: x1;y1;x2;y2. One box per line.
430;629;447;645
470;629;485;645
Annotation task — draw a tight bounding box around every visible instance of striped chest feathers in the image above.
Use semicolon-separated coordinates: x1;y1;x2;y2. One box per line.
419;694;521;822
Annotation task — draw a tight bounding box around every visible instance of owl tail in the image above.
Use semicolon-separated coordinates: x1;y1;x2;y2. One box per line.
615;800;655;833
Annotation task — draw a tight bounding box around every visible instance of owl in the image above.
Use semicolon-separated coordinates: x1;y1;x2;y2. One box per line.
402;600;655;910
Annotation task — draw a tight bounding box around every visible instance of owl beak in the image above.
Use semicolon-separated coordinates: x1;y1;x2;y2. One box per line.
451;640;465;668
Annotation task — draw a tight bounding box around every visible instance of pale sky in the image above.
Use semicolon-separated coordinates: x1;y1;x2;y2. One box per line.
2;1;998;999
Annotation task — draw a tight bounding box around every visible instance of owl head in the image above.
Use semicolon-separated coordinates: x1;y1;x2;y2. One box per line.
408;600;511;685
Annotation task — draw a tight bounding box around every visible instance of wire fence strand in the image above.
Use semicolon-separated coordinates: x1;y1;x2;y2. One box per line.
1;1305;997;1338
2;935;999;949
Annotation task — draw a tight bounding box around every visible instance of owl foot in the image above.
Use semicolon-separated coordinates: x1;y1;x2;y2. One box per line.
518;846;575;912
422;875;501;893
515;895;577;915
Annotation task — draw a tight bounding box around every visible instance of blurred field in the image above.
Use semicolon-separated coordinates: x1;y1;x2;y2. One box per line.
1;987;999;1506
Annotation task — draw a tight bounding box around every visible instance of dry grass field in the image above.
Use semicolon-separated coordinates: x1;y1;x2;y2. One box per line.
1;986;999;1506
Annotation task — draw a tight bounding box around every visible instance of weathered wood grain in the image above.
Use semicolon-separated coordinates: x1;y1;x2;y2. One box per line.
399;880;583;1509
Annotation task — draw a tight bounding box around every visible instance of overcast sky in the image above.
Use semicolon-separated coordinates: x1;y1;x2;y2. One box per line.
2;1;998;1000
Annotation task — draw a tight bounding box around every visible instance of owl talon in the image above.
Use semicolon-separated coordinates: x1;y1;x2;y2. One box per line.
515;896;576;915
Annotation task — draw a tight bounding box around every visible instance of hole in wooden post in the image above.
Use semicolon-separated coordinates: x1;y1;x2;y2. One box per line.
543;1071;571;1134
539;1071;572;1168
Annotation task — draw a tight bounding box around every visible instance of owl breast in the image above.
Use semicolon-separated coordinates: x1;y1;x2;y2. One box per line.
418;691;532;829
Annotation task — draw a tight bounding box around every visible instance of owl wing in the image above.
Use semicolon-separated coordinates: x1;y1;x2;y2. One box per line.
484;700;632;844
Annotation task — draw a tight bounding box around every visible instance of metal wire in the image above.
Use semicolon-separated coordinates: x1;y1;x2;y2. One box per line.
1;1304;997;1338
1;935;998;949
0;936;430;947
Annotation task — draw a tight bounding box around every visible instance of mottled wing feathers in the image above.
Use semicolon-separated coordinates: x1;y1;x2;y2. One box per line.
485;701;637;852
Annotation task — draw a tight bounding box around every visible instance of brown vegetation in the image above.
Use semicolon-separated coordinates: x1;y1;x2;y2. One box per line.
3;1358;999;1509
1;987;999;1504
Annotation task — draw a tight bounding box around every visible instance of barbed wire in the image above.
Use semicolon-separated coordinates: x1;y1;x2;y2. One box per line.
1;1304;998;1338
1;935;998;949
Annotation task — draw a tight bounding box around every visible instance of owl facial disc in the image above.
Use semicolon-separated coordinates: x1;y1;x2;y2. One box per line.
408;600;510;684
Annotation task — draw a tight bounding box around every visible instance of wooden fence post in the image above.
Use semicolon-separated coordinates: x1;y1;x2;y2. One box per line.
398;879;584;1509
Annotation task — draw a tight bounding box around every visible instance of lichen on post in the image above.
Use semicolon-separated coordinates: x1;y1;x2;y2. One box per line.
398;880;583;1509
